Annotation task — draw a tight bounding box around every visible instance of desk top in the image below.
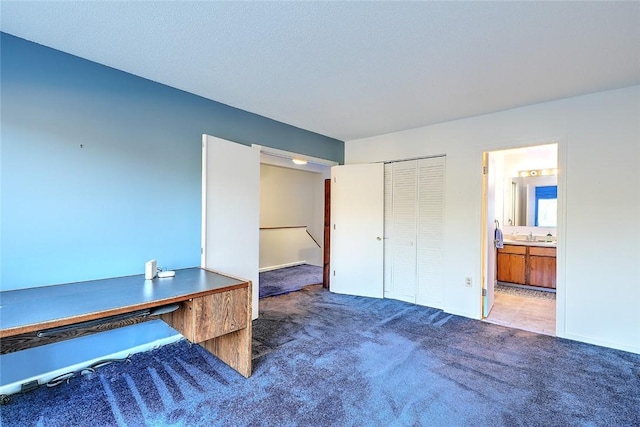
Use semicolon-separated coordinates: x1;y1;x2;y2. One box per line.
0;268;247;337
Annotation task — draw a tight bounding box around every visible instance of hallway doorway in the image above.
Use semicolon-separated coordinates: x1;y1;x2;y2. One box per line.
257;146;335;302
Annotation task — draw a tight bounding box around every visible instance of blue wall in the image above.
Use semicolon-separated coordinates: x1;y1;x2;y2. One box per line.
0;33;344;290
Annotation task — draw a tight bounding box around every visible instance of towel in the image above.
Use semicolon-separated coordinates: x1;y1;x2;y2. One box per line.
494;227;504;249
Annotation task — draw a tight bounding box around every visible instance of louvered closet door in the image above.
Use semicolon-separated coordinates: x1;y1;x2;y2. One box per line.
383;157;446;309
416;157;445;308
386;160;418;303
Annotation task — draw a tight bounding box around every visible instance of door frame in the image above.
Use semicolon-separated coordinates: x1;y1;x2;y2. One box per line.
323;179;331;289
481;152;496;317
252;144;337;289
480;138;567;338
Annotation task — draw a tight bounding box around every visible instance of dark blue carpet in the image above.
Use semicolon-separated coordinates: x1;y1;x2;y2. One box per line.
2;285;639;426
259;264;322;299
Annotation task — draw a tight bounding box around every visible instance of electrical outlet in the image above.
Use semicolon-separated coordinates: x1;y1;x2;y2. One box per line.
465;277;472;287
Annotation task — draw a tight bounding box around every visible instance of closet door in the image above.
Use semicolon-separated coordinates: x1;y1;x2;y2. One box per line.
330;163;384;298
416;157;446;308
386;160;418;303
383;163;394;297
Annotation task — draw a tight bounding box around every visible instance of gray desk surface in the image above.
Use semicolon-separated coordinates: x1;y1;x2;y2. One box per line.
0;268;247;336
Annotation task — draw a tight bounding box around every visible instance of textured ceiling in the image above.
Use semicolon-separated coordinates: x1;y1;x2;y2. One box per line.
1;1;639;141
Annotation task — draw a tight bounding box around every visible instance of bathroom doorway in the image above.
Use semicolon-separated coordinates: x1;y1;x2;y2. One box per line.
482;143;559;336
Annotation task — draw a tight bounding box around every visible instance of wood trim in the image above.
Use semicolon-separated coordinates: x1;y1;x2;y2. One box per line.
323;178;331;289
259;226;307;230
305;229;321;248
0;315;154;355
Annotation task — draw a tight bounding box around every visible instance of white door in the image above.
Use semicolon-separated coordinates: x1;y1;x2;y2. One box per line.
483;154;496;317
330;163;384;298
202;134;260;319
416;157;446;308
384;157;446;308
387;160;418;303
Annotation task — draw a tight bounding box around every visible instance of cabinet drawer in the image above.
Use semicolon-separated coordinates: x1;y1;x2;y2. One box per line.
529;246;556;257
498;244;527;255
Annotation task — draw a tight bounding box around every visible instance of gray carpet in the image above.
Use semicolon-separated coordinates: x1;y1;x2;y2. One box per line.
2;285;639;426
259;264;323;299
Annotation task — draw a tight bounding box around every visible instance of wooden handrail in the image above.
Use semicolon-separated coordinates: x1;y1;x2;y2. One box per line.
306;229;321;248
259;226;307;230
258;226;321;248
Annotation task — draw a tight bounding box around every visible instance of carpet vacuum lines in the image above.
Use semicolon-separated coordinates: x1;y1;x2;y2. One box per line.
2;285;639;426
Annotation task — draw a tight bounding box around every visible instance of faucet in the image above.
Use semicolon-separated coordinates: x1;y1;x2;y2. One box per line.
528;232;533;241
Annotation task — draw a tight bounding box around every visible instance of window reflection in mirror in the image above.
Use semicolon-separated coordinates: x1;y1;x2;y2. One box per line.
536;199;557;227
510;175;557;227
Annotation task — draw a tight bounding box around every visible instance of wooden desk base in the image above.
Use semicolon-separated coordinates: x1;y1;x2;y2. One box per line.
160;287;252;377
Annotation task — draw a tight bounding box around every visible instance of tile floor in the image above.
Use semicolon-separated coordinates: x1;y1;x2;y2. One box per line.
484;290;556;336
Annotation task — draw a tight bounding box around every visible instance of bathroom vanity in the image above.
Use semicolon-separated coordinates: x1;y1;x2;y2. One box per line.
497;241;556;289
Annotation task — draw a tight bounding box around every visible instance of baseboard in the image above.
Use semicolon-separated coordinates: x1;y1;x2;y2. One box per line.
259;261;306;272
0;320;182;396
383;292;416;305
561;331;640;355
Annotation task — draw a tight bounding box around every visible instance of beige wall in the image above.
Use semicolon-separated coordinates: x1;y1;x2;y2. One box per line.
260;164;327;268
345;85;640;354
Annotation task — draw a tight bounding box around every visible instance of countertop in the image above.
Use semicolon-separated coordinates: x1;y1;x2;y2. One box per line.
502;240;557;247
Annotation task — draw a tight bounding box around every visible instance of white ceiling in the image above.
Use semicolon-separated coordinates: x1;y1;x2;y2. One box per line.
1;1;639;142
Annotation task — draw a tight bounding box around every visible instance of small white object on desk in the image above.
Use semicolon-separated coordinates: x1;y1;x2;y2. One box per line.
157;270;175;278
145;260;157;280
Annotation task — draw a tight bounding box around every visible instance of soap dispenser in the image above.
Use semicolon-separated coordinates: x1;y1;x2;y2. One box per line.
546;233;553;243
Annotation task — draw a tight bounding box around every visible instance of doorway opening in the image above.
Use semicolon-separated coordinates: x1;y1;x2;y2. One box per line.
256;146;335;300
482;143;558;336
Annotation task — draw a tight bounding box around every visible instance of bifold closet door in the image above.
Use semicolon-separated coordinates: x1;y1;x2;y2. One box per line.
416;157;445;308
384;157;445;309
385;160;418;303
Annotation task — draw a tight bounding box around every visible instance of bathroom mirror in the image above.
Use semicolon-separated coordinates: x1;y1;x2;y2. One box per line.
507;174;557;227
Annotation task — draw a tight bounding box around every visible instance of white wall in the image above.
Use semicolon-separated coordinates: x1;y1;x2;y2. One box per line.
345;86;640;354
260;164;328;268
259;228;320;271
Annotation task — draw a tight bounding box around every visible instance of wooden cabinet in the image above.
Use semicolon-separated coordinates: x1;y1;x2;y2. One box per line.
497;244;556;289
497;245;526;284
528;247;557;288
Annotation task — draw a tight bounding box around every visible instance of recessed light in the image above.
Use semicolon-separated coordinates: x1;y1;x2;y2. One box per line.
292;158;307;165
